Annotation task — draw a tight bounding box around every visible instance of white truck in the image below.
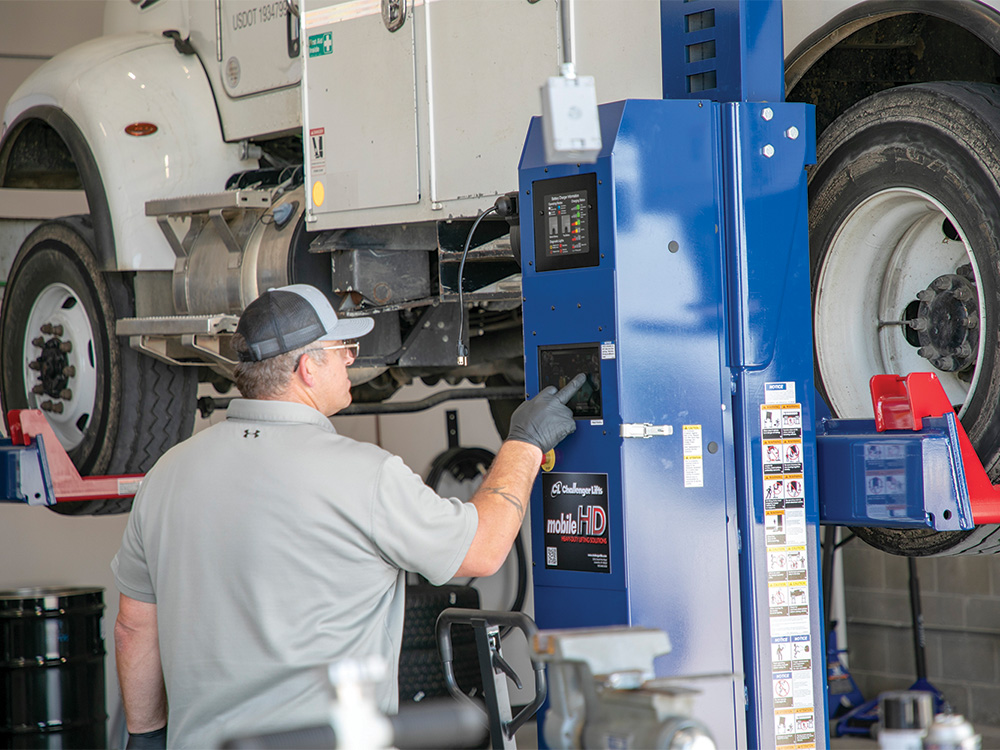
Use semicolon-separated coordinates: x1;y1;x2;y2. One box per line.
2;0;1000;558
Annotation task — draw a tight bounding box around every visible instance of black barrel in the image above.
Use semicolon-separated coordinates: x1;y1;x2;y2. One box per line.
0;587;106;749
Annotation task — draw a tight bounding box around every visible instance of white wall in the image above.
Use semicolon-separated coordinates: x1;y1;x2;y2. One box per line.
0;0;105;111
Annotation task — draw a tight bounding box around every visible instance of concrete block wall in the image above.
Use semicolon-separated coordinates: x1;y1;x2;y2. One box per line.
842;539;1000;728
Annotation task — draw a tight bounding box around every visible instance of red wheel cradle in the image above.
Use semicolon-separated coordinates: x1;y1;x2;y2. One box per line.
1;409;142;505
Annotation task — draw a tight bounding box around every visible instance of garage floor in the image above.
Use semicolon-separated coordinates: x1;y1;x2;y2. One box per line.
512;720;1000;748
833;725;1000;749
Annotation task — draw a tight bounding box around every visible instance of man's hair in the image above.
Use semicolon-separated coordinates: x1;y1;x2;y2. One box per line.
231;333;327;399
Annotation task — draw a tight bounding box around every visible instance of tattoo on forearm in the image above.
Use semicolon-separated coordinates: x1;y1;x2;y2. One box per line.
482;486;525;519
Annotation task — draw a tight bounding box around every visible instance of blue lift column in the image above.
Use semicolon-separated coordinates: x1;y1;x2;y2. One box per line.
520;1;826;747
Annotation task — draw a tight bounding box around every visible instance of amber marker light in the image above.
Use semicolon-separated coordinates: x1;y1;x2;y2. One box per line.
124;122;158;137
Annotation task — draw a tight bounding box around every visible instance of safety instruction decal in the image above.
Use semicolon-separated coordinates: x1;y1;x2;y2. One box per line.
309;127;326;175
761;401;815;749
542;473;610;574
682;425;704;488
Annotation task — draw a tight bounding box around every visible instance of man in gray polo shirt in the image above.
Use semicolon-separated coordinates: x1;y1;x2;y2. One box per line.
112;284;583;749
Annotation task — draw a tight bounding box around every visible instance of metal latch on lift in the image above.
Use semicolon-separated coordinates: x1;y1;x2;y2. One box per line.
620;423;674;439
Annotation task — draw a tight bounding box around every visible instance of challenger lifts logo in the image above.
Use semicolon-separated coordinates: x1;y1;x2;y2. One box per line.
542;473;610;573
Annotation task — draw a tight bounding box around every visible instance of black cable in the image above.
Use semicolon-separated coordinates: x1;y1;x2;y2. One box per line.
456;206;498;365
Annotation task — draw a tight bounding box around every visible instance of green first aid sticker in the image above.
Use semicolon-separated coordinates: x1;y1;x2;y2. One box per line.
308;32;333;58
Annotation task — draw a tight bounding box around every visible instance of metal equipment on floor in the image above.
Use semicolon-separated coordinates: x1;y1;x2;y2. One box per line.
437;609;545;750
0;587;107;749
834;556;945;737
532;626;716;750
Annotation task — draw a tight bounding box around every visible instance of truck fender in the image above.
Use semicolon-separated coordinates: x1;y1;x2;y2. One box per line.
1;33;250;272
785;0;1000;91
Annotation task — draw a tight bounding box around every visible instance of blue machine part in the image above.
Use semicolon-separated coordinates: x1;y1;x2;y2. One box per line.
520;97;826;748
659;0;785;103
0;434;55;505
817;415;974;531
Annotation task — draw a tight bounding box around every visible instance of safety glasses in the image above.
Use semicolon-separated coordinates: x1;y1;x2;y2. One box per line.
293;341;359;372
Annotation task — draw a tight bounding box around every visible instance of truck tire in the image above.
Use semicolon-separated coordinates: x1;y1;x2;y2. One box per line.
0;218;196;515
810;82;1000;556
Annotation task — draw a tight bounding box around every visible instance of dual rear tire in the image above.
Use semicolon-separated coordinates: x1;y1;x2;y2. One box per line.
810;82;1000;555
0;217;196;514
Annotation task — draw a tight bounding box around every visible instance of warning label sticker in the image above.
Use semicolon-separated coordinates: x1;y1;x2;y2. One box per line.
683;425;704;488
761;398;816;749
309;127;326;175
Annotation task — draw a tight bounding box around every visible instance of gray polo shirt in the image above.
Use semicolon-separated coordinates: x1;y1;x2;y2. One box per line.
112;399;478;749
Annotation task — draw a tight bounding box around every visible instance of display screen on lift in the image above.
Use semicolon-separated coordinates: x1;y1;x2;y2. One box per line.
533;174;600;272
538;343;602;419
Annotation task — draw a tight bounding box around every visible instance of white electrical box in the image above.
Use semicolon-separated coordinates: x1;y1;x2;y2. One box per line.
540;74;602;164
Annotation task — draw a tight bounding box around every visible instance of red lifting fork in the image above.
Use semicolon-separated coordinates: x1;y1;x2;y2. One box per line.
870;373;1000;524
7;409;143;503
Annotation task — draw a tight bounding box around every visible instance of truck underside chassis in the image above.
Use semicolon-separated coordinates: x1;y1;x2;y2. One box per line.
130;174;524;391
0;173;524;518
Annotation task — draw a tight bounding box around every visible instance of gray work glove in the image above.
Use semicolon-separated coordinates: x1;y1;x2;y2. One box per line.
507;373;587;453
126;726;166;750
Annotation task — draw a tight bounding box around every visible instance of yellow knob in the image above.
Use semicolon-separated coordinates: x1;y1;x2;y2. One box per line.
541;449;556;472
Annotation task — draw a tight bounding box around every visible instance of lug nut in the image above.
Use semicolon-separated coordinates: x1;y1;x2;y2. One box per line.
31;337;44;347
918;347;932;359
58;341;72;353
935;356;956;371
31;385;45;395
40;324;53;334
51;325;63;337
934;277;952;291
965;316;979;329
59;389;72;401
909;318;928;331
917;290;936;302
28;360;41;371
40;400;52;412
957;343;972;358
63;365;76;377
954;286;972;301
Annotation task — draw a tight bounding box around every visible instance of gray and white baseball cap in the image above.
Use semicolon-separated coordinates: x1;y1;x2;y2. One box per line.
236;284;374;362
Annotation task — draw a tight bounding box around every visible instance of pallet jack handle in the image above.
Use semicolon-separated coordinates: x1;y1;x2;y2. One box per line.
436;608;547;748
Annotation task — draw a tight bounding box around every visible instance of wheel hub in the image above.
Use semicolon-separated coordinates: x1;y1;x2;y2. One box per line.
909;268;979;373
21;282;97;450
28;324;75;413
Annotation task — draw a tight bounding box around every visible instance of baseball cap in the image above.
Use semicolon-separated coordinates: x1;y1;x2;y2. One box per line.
236;284;375;362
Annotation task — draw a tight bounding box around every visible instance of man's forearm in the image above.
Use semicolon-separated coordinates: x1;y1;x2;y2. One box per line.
115;596;168;733
457;440;542;577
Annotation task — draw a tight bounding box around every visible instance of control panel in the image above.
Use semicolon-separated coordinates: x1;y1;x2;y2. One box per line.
538;343;602;419
532;173;600;272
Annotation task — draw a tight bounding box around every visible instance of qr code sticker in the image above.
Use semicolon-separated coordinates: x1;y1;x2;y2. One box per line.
546;547;558;566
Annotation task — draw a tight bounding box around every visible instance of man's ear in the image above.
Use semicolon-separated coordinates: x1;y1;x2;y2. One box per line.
296;353;318;387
